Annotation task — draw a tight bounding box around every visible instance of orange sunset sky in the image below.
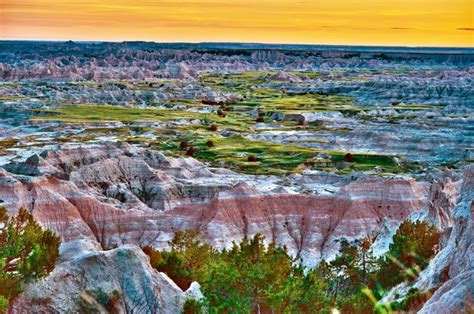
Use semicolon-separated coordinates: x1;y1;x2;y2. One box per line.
1;0;473;47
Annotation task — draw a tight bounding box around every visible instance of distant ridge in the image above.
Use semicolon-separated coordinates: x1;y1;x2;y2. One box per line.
1;40;473;55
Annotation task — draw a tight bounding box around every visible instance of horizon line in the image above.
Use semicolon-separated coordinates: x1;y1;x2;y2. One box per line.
1;38;473;50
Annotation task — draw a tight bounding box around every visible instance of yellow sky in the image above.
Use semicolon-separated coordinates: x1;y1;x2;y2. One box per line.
1;0;473;47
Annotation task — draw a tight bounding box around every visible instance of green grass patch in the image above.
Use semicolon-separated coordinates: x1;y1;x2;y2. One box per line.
331;153;399;171
32;104;223;123
159;135;317;175
157;134;406;175
288;71;321;79
393;104;439;111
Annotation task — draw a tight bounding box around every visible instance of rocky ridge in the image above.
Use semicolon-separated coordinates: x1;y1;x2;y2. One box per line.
0;142;428;264
381;165;473;313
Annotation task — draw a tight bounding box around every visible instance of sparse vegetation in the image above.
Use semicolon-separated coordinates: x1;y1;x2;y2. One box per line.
25;64;439;179
28;68;438;177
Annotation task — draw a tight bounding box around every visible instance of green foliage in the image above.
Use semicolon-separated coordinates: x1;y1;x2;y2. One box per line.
144;220;440;313
0;207;60;310
0;296;7;314
202;235;309;313
143;231;215;290
374;220;441;291
320;221;440;310
318;238;378;313
182;298;203;314
387;288;433;312
145;232;330;313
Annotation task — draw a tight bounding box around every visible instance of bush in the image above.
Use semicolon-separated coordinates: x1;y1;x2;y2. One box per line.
179;141;188;150
216;109;226;117
182;298;202;314
186;147;197;156
247;155;258;162
0;207;60;309
389;288;434;312
0;296;7;314
143;231;213;291
317;221;440;311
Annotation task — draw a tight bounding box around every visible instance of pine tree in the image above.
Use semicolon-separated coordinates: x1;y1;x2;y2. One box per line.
0;207;60;312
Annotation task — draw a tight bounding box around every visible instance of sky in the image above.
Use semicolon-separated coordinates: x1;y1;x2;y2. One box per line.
1;0;473;47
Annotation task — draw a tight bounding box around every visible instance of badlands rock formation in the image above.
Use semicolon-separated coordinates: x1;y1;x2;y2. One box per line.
1;42;472;312
11;241;202;313
0;143;429;265
3;144;472;312
0;142;434;311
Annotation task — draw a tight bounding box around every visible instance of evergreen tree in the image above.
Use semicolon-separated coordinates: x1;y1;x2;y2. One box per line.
0;207;60;312
374;221;441;290
144;221;441;313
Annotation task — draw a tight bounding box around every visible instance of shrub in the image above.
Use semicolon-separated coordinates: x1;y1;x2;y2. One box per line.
208;125;218;132
182;298;202;314
256;117;264;123
186;147;197;156
344;153;353;162
143;231;213;291
318;221;440;311
0;207;60;309
144;221;441;314
179;141;188;150
388;288;434;312
216;109;226;117
205;140;214;148
247;155;258;162
0;296;7;314
144;233;330;313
